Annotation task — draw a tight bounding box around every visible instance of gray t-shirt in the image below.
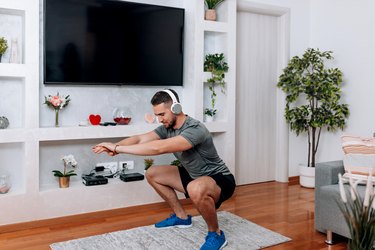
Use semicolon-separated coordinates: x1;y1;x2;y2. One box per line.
154;116;231;179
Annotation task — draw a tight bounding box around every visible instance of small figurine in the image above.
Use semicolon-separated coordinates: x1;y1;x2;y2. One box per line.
0;116;9;129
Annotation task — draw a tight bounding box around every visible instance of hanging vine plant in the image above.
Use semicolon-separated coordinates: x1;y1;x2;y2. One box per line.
203;53;229;116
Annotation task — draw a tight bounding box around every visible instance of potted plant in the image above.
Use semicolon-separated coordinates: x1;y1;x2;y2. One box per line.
203;53;228;122
204;108;217;122
52;154;77;188
0;37;8;63
204;0;225;21
338;173;375;249
277;48;349;188
170;159;181;167
144;158;154;171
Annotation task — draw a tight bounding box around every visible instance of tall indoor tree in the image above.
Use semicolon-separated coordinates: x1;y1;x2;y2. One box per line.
277;48;349;168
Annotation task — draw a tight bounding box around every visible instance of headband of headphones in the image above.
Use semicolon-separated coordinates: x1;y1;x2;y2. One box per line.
162;89;182;115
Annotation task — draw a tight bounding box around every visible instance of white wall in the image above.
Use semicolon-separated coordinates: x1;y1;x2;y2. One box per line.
285;0;375;176
240;1;375;176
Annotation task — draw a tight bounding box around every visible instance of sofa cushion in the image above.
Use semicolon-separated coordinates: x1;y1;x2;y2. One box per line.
341;135;375;176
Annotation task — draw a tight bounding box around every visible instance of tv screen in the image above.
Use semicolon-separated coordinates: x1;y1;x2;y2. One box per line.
44;0;184;86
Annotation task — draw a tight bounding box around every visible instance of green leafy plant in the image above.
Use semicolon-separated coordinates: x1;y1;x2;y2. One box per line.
204;53;229;115
144;158;154;171
170;159;181;167
205;0;225;10
52;154;78;177
204;108;217;117
338;173;375;250
277;48;349;167
0;37;8;55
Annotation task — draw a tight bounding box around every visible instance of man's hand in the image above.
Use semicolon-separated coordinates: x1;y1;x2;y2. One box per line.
92;142;118;156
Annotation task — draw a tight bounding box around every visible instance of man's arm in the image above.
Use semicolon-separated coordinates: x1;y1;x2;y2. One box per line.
93;135;192;156
92;130;160;156
116;130;160;146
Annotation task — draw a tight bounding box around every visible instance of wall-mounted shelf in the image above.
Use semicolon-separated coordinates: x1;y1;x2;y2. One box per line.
0;64;26;78
37;121;228;142
0;129;28;143
203;20;228;32
204;121;229;133
38;123;160;141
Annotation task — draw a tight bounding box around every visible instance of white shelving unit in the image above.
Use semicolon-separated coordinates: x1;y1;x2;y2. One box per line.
0;0;237;226
198;0;237;173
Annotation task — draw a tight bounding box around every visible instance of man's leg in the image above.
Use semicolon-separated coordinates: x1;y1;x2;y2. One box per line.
145;165;188;219
186;176;221;233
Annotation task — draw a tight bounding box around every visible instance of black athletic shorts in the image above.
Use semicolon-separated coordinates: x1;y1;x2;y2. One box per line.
178;166;236;209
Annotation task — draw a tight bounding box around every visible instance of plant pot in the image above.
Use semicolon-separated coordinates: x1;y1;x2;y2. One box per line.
0;54;2;63
205;9;216;21
299;164;315;188
204;115;215;122
59;176;70;188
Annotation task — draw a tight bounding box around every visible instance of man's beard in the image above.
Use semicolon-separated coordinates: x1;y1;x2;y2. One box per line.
164;115;177;129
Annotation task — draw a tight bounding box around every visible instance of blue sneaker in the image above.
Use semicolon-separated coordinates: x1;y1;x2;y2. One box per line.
155;214;192;228
200;230;228;250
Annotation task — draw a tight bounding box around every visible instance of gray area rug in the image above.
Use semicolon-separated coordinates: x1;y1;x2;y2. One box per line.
50;211;290;250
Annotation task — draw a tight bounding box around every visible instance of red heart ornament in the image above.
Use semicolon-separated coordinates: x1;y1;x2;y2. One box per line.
89;114;101;125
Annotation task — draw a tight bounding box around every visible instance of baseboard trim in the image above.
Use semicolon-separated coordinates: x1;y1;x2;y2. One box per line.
288;176;299;186
0;199;192;234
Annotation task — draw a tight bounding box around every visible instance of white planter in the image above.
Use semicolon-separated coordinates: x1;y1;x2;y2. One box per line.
299;164;315;188
204;115;215;122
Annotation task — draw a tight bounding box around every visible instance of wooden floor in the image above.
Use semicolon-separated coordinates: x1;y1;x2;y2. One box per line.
0;182;347;250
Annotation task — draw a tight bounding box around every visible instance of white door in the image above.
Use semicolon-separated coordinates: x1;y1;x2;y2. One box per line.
235;10;279;185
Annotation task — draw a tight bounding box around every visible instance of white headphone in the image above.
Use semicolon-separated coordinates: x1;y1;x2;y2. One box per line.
162;89;182;115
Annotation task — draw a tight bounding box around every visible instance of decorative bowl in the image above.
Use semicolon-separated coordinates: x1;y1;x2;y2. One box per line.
114;117;131;125
113;107;132;125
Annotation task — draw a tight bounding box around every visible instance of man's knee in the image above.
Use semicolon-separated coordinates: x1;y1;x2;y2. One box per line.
145;165;157;182
187;180;209;201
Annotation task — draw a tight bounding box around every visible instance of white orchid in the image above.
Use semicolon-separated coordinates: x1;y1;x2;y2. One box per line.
61;154;77;167
52;154;78;177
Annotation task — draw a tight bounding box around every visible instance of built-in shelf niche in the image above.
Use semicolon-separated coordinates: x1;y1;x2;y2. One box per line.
0;142;25;195
0;77;25;128
204;31;228;56
39;138;175;191
0;8;25;64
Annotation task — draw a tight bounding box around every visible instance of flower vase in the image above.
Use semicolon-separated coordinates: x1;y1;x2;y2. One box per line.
59;176;70;188
55;109;59;127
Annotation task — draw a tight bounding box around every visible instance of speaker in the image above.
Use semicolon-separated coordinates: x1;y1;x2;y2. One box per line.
163;89;182;115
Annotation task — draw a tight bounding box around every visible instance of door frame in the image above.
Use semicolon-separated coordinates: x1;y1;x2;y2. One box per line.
236;1;290;182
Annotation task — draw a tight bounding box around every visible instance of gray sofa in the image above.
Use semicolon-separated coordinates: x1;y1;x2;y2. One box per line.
314;160;366;244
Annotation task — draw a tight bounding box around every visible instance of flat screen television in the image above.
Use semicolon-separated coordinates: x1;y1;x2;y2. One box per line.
44;0;184;86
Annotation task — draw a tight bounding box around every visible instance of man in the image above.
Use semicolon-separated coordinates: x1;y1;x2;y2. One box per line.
92;89;236;250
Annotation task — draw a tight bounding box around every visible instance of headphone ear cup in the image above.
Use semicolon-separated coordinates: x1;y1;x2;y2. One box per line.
171;103;182;115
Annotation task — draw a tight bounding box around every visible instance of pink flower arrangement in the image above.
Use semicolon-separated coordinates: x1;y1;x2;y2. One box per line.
44;92;70;110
